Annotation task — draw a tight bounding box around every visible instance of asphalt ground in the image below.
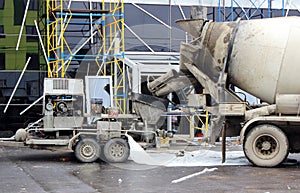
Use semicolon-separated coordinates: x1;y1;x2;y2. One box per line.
1;146;300;193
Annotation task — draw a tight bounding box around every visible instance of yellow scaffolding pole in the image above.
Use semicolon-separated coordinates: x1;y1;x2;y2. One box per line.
47;0;64;78
47;0;72;78
47;0;126;112
184;109;209;139
98;0;126;114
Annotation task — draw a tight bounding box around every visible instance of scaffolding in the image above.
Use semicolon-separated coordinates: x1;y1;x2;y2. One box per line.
46;0;126;113
217;0;285;21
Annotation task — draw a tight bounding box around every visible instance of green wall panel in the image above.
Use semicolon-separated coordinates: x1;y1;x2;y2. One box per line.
0;0;40;70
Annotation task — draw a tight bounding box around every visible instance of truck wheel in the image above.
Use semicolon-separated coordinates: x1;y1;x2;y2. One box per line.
244;124;289;167
103;138;130;163
74;138;100;163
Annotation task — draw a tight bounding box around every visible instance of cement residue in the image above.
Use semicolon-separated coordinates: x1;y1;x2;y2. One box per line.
126;134;250;167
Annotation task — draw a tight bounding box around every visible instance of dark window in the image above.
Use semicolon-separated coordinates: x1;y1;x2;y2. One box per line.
26;53;39;70
0;0;4;9
14;0;25;25
0;53;5;70
26;26;38;42
23;0;38;10
26;81;38;96
0;25;4;38
0;79;6;88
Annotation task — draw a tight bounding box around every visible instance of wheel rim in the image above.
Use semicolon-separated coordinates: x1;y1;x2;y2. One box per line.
80;143;96;159
109;142;125;158
253;134;279;160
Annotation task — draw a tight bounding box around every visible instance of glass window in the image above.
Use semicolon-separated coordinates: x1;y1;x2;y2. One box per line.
26;81;38;96
26;26;38;42
0;25;4;38
23;0;38;10
0;0;4;9
14;0;25;25
0;79;6;88
26;53;39;70
0;53;5;70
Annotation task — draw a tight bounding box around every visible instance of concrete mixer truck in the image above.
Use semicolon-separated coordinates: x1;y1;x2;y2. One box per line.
148;16;300;167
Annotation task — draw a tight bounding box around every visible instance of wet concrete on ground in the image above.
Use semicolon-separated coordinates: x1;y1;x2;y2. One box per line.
0;146;300;193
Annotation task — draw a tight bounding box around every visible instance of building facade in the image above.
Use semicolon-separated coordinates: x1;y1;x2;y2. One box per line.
0;0;44;70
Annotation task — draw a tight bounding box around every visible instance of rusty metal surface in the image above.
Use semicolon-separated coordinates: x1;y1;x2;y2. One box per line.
147;69;193;97
179;17;300;105
176;19;206;38
179;20;235;84
131;93;168;127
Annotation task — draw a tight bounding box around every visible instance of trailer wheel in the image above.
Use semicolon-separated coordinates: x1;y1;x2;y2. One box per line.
103;138;130;163
74;138;100;163
244;124;289;167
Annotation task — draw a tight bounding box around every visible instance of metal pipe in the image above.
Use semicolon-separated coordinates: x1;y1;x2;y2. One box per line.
16;0;30;50
57;0;73;46
169;0;172;52
178;5;188;43
58;31;97;72
4;57;31;113
96;32;119;75
221;121;226;163
124;23;155;53
132;3;171;29
34;20;51;77
20;95;44;115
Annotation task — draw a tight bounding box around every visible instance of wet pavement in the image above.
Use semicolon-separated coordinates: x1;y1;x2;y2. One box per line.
1;146;300;193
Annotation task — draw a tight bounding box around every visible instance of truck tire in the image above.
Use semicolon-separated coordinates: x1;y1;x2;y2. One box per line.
103;138;130;163
74;138;100;163
243;124;289;167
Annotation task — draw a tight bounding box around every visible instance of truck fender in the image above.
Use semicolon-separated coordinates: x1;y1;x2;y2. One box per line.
68;133;81;150
240;115;300;144
68;132;100;150
240;117;268;144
